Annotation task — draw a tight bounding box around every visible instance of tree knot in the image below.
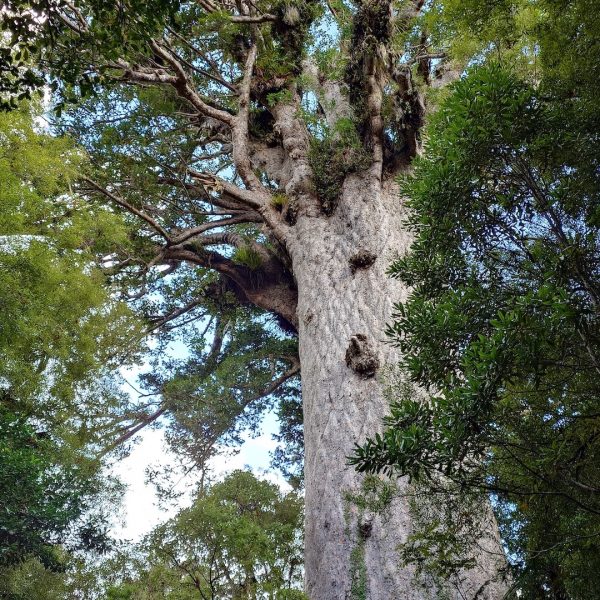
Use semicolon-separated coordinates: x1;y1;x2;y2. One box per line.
345;334;380;378
349;250;377;273
358;518;373;540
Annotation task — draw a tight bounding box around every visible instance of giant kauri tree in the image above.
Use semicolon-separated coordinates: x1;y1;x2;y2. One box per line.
2;1;509;597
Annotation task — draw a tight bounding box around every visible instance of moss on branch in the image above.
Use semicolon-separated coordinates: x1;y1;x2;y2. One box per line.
270;0;323;75
308;118;370;215
343;0;392;136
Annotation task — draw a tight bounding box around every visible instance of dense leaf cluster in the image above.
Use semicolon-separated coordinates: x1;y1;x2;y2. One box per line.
352;0;600;595
0;405;110;569
103;471;305;599
0;103;141;588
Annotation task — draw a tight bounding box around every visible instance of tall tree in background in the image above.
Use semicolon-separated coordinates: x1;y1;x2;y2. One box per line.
1;1;509;597
103;471;304;600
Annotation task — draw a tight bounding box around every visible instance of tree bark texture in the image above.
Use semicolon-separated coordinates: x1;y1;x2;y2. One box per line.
62;2;511;595
290;178;508;599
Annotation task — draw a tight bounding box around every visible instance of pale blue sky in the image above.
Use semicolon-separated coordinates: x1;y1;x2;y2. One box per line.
110;391;288;541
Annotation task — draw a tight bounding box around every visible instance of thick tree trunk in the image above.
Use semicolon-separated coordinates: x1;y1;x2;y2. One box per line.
289;176;508;599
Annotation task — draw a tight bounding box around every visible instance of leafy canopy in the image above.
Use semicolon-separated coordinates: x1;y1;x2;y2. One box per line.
103;471;305;600
0;103;143;581
352;0;600;596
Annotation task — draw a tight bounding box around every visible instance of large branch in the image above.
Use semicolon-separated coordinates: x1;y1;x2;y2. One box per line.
186;171;293;245
162;245;298;330
186;169;265;210
196;0;276;23
171;213;263;245
104;28;291;246
231;44;263;192
230;14;277;24
271;92;320;217
302;60;352;128
218;43;292;245
147;42;235;125
157;176;254;213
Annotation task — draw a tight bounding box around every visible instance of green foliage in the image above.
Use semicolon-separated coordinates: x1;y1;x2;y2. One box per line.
0;0;433;501
352;2;600;593
49;79;303;479
0;103;141;591
343;0;392;126
0;557;70;600
232;245;264;270
345;474;394;514
0;103;142;409
308;118;370;215
141;311;300;492
271;393;304;488
266;89;294;107
399;478;494;595
0;406;111;569
271;192;289;207
349;537;367;600
1;0;184;108
269;1;323;76
103;471;305;599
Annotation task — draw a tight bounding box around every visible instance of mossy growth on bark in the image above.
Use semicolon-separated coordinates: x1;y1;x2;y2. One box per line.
401;480;487;597
232;245;264;270
270;0;324;75
308;118;371;215
349;536;368;600
270;192;288;208
344;0;392;131
269;192;298;225
344;475;396;600
345;474;395;515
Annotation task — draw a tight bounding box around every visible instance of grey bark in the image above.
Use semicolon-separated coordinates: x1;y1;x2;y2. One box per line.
86;19;510;597
289;177;508;600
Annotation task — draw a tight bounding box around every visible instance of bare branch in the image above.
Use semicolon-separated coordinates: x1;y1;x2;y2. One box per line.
231;44;264;192
163;30;240;93
97;404;167;459
186;169;265;209
147;298;206;334
245;358;301;402
150;40;233;125
82;177;172;241
185;231;253;250
230;13;277;23
171;213;263;245
406;51;447;66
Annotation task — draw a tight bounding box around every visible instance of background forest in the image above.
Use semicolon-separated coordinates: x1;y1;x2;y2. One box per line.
1;0;600;599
